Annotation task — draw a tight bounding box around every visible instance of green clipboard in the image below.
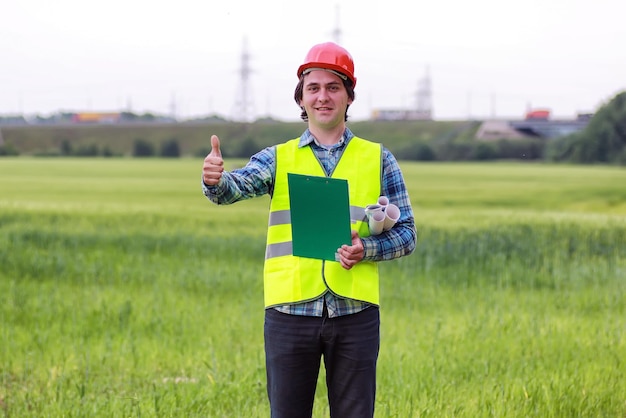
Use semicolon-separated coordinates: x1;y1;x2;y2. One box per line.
287;173;352;261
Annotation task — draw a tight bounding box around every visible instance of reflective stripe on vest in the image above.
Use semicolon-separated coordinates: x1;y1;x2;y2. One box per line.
263;136;383;307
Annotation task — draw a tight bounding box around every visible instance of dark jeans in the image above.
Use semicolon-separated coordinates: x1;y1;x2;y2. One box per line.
264;306;380;418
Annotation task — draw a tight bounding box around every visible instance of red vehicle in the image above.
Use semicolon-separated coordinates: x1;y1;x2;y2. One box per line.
525;109;551;120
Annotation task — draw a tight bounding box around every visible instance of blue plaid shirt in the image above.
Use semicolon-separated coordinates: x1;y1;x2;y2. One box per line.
202;128;416;317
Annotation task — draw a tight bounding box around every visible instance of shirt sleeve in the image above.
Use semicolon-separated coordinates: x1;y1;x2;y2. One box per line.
202;146;276;204
361;148;417;261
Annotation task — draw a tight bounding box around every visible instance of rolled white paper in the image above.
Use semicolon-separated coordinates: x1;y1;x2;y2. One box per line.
382;203;400;231
365;203;384;216
368;210;386;235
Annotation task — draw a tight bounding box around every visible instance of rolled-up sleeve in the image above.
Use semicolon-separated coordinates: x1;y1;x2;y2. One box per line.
202;146;276;205
361;148;417;261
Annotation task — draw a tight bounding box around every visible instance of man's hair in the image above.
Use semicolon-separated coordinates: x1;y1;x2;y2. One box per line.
293;75;356;122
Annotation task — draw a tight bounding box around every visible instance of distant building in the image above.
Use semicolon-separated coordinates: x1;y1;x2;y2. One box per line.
475;120;532;140
509;109;591;138
371;109;432;121
476;109;592;140
371;66;433;121
71;112;121;124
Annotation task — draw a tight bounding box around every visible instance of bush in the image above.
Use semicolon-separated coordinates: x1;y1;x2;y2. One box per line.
0;143;19;156
545;134;577;162
160;139;180;158
548;90;626;164
101;146;116;157
496;139;545;160
394;143;437;161
237;137;260;158
74;144;100;157
414;144;437;161
133;139;155;157
434;141;474;161
472;143;498;160
60;140;73;156
194;147;211;158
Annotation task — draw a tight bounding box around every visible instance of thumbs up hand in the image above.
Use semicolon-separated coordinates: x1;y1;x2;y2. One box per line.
203;135;224;186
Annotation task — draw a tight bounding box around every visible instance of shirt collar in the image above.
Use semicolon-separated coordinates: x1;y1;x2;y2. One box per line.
298;127;355;148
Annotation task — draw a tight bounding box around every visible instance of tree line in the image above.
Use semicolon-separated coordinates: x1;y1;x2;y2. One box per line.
545;91;626;164
1;91;624;164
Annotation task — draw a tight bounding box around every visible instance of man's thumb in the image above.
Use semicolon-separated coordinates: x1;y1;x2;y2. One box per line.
210;135;222;157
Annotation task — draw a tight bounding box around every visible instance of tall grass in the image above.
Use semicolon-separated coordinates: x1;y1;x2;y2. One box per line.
378;225;625;417
1;158;625;417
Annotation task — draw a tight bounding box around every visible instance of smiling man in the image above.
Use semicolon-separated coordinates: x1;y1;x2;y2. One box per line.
202;42;417;418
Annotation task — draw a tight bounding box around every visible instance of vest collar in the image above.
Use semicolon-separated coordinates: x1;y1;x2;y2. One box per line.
298;127;355;148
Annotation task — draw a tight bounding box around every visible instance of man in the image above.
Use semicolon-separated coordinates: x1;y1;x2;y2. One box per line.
202;42;416;418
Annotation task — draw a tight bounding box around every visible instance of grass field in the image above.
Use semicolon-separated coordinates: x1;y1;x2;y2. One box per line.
1;158;625;417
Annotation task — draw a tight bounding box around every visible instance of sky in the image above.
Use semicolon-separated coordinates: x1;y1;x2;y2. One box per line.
2;0;625;122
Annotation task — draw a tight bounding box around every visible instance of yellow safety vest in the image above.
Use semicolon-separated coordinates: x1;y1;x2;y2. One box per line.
263;136;382;307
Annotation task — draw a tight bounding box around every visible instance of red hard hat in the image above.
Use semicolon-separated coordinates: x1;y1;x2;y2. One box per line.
297;42;357;87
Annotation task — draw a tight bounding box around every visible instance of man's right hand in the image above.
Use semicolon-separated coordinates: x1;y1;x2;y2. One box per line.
202;135;224;186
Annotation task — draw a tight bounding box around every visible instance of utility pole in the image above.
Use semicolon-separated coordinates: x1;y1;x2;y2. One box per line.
415;65;433;119
233;37;255;122
332;4;342;44
169;92;177;121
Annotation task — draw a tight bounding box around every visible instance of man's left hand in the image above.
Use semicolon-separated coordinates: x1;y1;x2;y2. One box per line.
337;230;364;270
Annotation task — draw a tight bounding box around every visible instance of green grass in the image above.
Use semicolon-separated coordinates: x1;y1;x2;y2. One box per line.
1;158;625;417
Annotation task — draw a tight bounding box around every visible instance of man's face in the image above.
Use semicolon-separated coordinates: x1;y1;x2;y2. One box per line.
299;70;352;130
